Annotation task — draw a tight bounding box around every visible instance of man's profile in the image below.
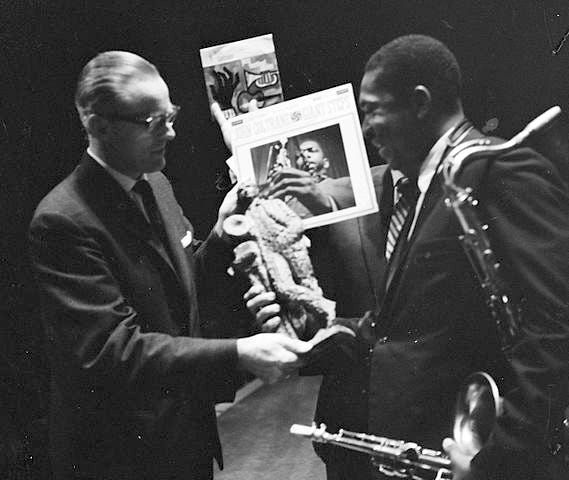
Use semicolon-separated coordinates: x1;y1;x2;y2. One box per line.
28;50;311;480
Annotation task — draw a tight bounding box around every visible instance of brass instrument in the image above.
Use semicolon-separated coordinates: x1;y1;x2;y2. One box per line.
292;372;501;480
266;137;293;179
441;106;561;357
291;425;452;479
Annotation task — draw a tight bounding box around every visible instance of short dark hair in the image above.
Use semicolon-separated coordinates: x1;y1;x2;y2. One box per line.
296;135;328;156
75;51;160;124
365;34;461;111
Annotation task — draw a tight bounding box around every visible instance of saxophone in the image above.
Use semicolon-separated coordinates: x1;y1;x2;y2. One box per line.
292;372;500;480
440;106;561;358
291;423;453;480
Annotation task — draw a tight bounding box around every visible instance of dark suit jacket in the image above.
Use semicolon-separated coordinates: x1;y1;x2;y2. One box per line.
29;154;239;480
340;128;569;479
307;165;388;459
314;164;388;317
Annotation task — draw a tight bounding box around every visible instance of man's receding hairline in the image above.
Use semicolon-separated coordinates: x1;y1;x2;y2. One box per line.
113;75;169;113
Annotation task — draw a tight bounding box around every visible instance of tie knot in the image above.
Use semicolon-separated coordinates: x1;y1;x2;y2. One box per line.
396;177;419;202
132;179;152;197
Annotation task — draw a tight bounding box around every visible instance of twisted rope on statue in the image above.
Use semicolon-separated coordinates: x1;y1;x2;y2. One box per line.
223;184;336;340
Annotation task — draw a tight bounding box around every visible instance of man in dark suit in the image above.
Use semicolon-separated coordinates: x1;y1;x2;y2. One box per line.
255;35;569;479
29;50;312;480
354;34;569;479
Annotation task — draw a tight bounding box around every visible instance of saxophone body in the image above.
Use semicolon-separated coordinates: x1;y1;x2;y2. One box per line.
441;106;561;358
290;423;452;480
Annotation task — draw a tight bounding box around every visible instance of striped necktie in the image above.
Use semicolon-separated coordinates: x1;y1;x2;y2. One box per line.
385;177;419;261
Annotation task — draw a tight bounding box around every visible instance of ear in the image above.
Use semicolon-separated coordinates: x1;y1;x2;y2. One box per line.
323;158;330;170
85;114;112;138
412;85;432;119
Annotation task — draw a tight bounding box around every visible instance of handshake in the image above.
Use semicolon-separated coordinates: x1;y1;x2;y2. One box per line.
235;330;310;385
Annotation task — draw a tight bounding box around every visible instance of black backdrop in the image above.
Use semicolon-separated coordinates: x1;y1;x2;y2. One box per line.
1;0;568;476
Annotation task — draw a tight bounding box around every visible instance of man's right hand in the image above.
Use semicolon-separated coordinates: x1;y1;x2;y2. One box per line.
267;168;332;215
236;333;312;384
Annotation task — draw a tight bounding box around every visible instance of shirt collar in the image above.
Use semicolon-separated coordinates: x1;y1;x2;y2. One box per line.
390;168;404;186
416;122;463;194
87;147;147;192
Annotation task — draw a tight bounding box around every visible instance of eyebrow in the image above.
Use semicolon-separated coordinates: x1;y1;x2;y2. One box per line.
359;100;378;111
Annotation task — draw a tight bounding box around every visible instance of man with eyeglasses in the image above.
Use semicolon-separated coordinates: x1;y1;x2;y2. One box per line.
28;50;312;480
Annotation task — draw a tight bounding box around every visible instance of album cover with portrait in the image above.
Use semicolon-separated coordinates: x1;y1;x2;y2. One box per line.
200;33;284;120
230;84;377;229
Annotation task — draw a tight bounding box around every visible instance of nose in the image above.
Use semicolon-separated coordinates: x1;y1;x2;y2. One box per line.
361;115;372;139
164;122;176;141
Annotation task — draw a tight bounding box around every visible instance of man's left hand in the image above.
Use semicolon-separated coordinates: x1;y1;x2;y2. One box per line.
442;437;475;480
213;182;239;239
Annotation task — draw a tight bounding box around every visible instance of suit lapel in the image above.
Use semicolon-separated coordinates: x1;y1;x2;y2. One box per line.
382;123;484;301
77;154;180;277
147;174;198;312
356;165;390;300
404;122;481;250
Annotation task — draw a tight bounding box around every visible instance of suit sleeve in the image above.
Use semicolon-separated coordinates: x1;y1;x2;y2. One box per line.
29;210;238;400
465;148;569;478
193;229;255;340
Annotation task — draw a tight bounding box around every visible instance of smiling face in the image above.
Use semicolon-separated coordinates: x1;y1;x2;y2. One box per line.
102;76;176;179
359;69;424;179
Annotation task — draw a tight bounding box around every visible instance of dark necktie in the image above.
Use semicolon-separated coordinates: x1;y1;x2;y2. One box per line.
132;179;168;245
385;177;419;261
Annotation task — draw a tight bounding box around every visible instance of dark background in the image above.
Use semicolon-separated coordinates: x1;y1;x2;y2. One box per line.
1;0;568;476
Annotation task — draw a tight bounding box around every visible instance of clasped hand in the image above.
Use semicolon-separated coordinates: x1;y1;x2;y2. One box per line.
442;437;477;479
236;333;311;384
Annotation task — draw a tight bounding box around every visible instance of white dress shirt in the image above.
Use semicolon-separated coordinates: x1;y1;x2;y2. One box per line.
407;124;462;239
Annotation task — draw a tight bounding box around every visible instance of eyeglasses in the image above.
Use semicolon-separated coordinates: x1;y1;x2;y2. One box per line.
99;105;181;132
